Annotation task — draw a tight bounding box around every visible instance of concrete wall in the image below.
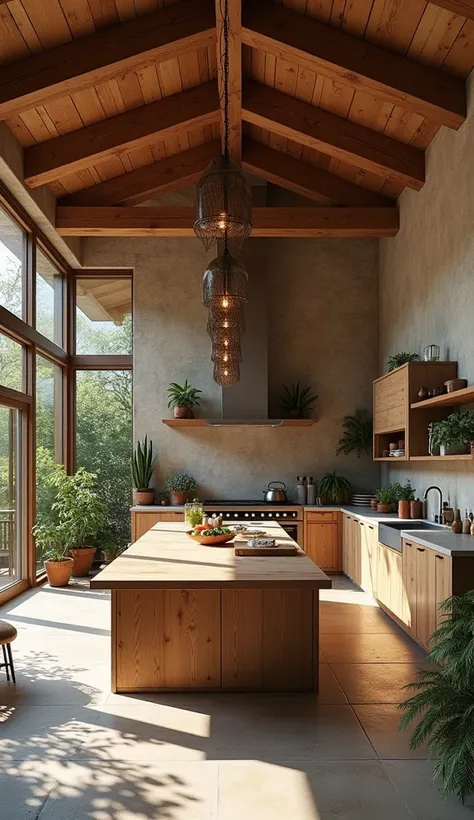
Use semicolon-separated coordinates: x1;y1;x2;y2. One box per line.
83;234;380;500
379;75;474;516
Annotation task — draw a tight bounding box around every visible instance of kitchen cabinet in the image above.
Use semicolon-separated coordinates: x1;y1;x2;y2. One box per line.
377;543;403;622
402;539;453;650
304;515;340;572
131;510;183;542
433;551;452;631
360;521;377;597
342;515;362;584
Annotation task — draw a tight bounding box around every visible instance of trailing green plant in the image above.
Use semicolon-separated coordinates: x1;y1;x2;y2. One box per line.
167;379;202;409
431;410;474;449
387;352;420;372
375;485;398;504
318;472;351;503
166;472;196;493
280;382;318;418
336;409;373;458
399;591;474;803
132;436;155;489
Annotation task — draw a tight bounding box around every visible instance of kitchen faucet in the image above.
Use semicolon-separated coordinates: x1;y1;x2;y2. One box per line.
423;486;443;523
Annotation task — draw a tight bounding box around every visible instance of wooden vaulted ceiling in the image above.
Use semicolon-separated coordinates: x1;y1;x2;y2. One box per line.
0;0;474;238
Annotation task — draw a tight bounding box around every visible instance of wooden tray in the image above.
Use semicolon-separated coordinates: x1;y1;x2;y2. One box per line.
234;544;298;556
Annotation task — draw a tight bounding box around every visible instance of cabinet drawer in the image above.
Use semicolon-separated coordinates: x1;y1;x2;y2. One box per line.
305;511;338;523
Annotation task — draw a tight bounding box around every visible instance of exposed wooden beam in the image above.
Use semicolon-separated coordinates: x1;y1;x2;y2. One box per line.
243;81;425;191
56;205;399;237
242;0;466;130
0;0;215;120
60;140;220;206
24;82;220;188
428;0;474;19
216;0;242;161
242;138;393;207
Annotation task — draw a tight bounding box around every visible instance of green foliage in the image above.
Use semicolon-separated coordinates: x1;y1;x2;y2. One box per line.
166;472;196;493
167;379;202;408
32;522;69;562
318;472;351;503
399;591;474;803
375;485;398;504
396;480;416;501
431;410;474;449
103;543;126;559
280;382;318;418
387;352;420;371
132;436;155;489
336;409;373;458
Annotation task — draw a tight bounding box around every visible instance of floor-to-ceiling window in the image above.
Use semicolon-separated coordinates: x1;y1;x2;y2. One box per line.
0;405;22;591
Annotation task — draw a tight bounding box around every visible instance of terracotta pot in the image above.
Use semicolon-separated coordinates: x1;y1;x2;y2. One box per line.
69;546;96;577
370;498;378;510
170;491;188;506
44;558;73;587
173;406;189;419
377;503;392;514
134;488;155;505
410;499;423;519
398;500;410;519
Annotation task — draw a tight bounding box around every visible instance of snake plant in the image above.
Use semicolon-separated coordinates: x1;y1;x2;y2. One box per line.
132;436;155;490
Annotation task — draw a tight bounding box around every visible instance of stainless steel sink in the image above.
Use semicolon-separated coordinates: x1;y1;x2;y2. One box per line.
378;520;446;552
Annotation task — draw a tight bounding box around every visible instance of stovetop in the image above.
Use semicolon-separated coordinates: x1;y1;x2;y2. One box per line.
203;499;298;506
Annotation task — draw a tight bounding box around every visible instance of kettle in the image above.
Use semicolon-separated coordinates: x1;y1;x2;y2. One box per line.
263;481;288;504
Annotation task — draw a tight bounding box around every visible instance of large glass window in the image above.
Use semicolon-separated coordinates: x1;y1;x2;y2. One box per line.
0;406;22;590
36;248;63;346
36;355;63;572
76;277;132;354
76;370;132;549
0;206;25;319
0;333;23;391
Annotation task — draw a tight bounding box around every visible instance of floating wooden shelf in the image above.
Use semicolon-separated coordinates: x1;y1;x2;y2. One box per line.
162;418;318;428
410;454;474;461
373;457;407;462
411;384;474;410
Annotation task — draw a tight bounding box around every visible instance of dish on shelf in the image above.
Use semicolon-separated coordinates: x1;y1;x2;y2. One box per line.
186;529;235;546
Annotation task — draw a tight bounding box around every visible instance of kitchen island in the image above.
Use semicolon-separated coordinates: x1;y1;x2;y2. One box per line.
91;520;331;693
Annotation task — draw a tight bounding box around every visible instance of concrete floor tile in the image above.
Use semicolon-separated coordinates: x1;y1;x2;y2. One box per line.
320;632;426;664
320;608;396;633
317;664;348;704
353;704;429;759
330;663;422;704
382;760;474;819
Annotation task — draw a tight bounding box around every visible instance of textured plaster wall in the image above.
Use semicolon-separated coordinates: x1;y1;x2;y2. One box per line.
379;74;474;515
83;234;380;500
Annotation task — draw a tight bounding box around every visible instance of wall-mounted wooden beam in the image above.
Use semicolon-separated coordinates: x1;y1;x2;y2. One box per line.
56;205;399;237
243;81;425;191
428;0;474;19
24;82;220;188
0;0;215;120
242;0;466;130
242;138;393;207
60;140;220;206
216;0;241;162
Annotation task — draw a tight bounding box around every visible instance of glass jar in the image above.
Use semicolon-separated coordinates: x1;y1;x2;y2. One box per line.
423;344;440;362
184;499;204;527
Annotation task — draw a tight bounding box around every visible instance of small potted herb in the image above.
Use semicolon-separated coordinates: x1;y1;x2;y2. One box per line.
375;486;397;514
318;472;351;504
387;352;420;372
32;523;73;587
431;410;474;456
166;473;196;506
280;382;318;419
102;543;126;564
167;380;202;419
132;436;156;505
396;480;415;519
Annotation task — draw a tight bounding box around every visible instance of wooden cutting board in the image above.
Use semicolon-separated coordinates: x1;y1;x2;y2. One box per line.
234;544;298;556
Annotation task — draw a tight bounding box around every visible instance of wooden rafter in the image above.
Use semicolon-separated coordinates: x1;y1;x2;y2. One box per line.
0;0;215;120
242;0;466;130
216;0;242;162
60;140;221;206
243;81;425;191
428;0;474;19
56;205;399;237
24;82;220;188
242;138;393;207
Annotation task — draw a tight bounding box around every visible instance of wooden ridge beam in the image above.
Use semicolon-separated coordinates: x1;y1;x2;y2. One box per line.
0;0;216;120
428;1;474;19
56;205;399;237
216;0;242;161
60;140;220;206
242;0;466;130
243;81;425;191
24;82;220;188
242;137;393;207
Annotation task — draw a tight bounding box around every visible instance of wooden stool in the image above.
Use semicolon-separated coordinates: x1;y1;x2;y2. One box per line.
0;620;17;683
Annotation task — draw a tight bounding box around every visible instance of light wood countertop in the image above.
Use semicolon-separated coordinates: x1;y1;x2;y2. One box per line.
91;520;331;590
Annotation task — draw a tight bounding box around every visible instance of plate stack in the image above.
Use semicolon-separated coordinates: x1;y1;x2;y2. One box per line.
350;493;375;507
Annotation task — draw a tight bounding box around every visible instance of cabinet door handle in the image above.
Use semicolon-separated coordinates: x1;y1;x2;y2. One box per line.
435;555;444;560
416;547;425;552
405;541;412;546
369;526;374;530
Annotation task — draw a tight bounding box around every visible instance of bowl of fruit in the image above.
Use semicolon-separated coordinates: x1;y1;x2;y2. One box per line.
187;525;235;546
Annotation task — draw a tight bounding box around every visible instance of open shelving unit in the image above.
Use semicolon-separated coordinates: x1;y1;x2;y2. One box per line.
411;384;474;410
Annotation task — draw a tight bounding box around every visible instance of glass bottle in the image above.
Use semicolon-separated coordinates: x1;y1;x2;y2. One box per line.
184;498;204;527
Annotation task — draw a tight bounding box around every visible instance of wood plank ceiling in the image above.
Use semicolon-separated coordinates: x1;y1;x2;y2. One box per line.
0;0;473;236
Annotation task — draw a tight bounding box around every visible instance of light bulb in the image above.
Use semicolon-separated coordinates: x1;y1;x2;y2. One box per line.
222;297;229;308
224;339;228;347
224;354;228;362
217;212;228;230
224;368;229;376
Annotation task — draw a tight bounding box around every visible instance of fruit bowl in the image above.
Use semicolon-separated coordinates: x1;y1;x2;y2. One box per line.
186;530;235;546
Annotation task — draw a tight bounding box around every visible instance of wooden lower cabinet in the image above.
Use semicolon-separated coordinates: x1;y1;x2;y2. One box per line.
304;517;340;572
402;539;453;650
360;521;377;597
132;510;183;542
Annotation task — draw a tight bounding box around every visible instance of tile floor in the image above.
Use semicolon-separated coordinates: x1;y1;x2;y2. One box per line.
1;576;473;819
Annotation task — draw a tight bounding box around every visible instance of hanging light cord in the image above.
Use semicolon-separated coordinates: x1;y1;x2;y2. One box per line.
220;0;230;163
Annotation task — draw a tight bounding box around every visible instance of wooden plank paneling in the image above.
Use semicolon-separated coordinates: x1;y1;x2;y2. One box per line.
221;590;264;688
0;0;216;119
428;0;474;20
216;0;241;161
262;589;314;691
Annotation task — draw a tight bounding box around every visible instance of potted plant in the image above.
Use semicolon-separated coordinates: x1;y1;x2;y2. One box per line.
399;590;474;803
431;410;474;456
49;466;108;577
166;473;196;506
167;379;202;419
132;436;156;505
318;472;351;504
387;352;420;372
375;486;397;514
32;523;73;587
336;409;373;457
396;480;415;519
102;543;126;564
280;382;318;419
